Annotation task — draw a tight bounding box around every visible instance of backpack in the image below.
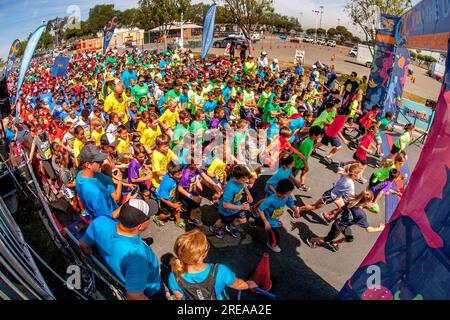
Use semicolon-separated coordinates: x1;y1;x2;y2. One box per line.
176;264;219;300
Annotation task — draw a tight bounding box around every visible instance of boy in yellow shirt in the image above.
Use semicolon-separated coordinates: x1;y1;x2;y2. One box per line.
90;120;105;146
140;113;162;152
158;101;178;138
151;134;178;188
115;125;132;157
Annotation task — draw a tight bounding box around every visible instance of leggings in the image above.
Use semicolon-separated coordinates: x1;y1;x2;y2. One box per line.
253;218;281;247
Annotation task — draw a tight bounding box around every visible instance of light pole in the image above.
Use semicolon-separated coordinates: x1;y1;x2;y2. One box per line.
319;6;324;29
180;11;184;49
299;12;303;30
312;10;319;43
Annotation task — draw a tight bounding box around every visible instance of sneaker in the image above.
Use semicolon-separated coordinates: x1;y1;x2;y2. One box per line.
188;218;203;227
323;155;332;163
299;184;311;192
327;242;340;252
319;212;331;225
356;176;368;184
209;225;224;239
338;161;346;168
175;219;186;229
375;152;384;158
152;216;165;227
306;237;317;248
225;224;241;238
266;241;282;253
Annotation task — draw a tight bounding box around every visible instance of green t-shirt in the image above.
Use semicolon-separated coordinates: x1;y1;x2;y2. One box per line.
258;91;271;109
233;131;248;156
394;131;411;149
131;83;149;105
171;124;190;149
294;137;314;169
372;160;395;184
349;100;359;119
375;118;390;138
189;120;208;143
262;103;281;124
165;89;182;104
284;104;298;117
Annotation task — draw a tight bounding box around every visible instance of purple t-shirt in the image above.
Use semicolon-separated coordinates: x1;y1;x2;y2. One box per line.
127;158;147;186
209;117;221;129
370;180;393;199
179;168;203;195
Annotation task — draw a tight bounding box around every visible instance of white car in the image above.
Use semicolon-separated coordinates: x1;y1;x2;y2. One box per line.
348;47;358;57
303;36;314;43
326;40;337;47
317;38;326;45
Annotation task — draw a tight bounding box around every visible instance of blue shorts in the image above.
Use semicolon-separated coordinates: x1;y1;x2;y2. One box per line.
219;211;247;224
321;133;342;148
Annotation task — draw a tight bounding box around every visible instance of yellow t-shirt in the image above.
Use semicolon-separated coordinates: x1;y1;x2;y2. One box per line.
140;126;162;150
73;139;85;167
158;109;178;129
91;128;105;146
136;121;147;134
116;137;131;155
104;92;129;123
207;157;227;183
151;149;173;187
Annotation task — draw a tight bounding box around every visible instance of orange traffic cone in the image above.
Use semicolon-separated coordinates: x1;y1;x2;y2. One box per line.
251;252;272;291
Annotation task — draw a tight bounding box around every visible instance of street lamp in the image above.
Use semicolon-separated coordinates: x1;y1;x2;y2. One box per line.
312;10;319;43
319;6;324;29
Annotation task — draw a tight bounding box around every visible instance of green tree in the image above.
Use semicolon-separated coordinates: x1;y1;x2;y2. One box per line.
306;28;316;35
224;0;274;50
85;4;119;35
185;3;210;25
327;28;337;38
345;0;413;56
317;28;326;36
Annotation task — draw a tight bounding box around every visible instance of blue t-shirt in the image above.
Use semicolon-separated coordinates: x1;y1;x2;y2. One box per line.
168;263;236;300
203;100;217;115
75;171;118;218
259;193;295;228
81;216;163;297
295;66;304;77
289;117;305;134
265;167;292;195
266;123;280;143
219;179;245;217
121;70;137;89
155;173;177;201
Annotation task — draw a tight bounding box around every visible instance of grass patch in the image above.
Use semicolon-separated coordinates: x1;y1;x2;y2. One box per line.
402;91;427;104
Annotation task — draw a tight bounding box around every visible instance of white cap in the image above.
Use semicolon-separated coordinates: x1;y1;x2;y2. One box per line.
273;58;278;63
312;65;317;69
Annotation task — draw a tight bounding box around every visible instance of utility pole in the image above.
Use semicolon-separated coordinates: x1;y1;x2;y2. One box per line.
338;18;341;27
299;12;303;29
312;10;319;42
319;6;324;29
180;11;184;49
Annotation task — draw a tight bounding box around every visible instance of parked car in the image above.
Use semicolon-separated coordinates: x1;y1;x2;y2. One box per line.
279;34;287;40
348;46;358;57
326;40;337;47
316;38;326;45
213;37;249;49
303;36;314;43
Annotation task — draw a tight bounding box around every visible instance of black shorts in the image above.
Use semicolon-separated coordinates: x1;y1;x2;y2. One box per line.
346;117;355;124
353;153;367;165
179;194;201;211
391;144;401;155
321;134;342;148
219;211;247;224
324;221;353;242
41;159;56;180
159;199;176;215
321;189;337;205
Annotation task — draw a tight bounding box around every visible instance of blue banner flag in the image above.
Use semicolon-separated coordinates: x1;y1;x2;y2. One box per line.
103;15;119;55
15;23;47;117
201;3;217;60
5;39;20;79
51;56;70;77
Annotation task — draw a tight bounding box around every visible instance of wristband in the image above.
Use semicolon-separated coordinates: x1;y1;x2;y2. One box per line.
188;194;193;200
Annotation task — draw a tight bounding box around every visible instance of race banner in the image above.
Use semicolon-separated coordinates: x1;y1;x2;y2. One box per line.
103;15;119;55
15;23;47;117
50;56;70;77
5;39;20;79
201;3;217;60
294;50;305;64
338;40;450;301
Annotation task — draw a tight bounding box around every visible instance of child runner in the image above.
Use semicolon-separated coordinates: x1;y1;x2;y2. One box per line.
373;112;394;158
249;179;300;253
366;168;402;214
306;190;385;252
140;112;162;152
210;165;253;239
154;162;185;228
151;134;176;189
369;151;407;189
385;124;414;160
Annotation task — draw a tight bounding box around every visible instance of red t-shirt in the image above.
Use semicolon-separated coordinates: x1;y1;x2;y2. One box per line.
359;110;376;129
355;132;375;160
325;114;347;138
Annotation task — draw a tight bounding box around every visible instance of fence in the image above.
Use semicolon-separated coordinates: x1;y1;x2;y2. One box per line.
396;99;435;132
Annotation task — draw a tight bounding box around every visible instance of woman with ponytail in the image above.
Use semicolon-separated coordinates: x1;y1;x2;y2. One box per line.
306;190;385;252
168;229;257;300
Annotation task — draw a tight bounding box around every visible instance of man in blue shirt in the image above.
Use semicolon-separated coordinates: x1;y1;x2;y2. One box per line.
121;64;137;90
75;143;121;219
80;198;166;300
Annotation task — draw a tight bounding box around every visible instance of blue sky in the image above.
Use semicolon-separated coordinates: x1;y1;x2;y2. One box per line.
0;0;416;60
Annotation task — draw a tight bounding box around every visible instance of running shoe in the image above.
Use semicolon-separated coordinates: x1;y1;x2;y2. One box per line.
209;225;224;239
225;224;241;238
327;242;340;252
324;155;333;163
188;218;203;227
306;237;317;248
175;219;186;229
266;241;282;253
319;212;331;225
299;184;311;192
153;216;165;227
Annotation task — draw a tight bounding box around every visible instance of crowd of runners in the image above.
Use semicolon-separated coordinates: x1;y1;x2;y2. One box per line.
2;46;414;300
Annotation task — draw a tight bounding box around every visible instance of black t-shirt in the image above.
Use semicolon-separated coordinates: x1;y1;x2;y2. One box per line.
343;79;359;98
337;206;369;230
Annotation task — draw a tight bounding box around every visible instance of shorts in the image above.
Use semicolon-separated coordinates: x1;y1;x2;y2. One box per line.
324;221;353;242
158;199;176;215
179;194;201;211
41;159;56;180
321;133;342;148
391;144;401;155
375;136;382;146
346;117;355;124
219;211;247;225
321;189;337;205
353;153;367;165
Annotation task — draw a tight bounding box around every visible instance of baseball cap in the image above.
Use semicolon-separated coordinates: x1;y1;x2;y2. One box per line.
78;143;107;164
119;199;158;228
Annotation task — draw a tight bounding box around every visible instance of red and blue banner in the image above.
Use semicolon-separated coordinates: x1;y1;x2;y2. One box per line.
103;15;118;55
5;39;20;79
50;56;70;77
201;3;217;60
338;39;450;300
